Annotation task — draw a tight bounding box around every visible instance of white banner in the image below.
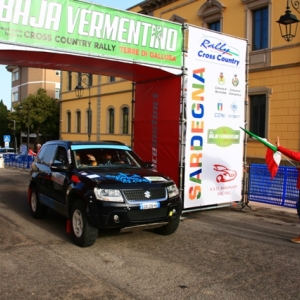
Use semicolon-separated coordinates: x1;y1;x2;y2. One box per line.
184;26;247;209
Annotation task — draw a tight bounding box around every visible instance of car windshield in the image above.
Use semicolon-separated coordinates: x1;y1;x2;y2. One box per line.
72;147;145;169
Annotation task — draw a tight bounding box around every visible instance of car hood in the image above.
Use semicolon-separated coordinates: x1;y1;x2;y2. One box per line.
75;167;172;185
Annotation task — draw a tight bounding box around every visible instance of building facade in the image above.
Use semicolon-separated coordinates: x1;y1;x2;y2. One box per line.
6;66;61;149
7;66;61;106
60;73;133;145
60;0;300;164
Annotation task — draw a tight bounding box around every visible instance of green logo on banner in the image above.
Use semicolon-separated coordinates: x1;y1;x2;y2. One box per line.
207;127;240;147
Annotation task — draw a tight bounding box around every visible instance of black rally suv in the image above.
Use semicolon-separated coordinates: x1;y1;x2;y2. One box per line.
28;140;182;247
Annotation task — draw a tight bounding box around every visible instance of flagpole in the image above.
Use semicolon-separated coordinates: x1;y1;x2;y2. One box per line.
280;153;297;167
241;41;250;210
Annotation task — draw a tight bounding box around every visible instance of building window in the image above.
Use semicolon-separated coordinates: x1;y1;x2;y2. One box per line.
78;73;93;87
109;76;116;83
197;1;225;31
55;88;60;99
108;108;115;133
67;111;71;133
12;70;19;81
252;7;268;50
209;21;220;32
76;111;81;133
68;72;72;91
77;72;82;86
86;110;92;134
245;0;270;68
169;14;186;24
122;107;129;134
12;92;18;102
249;95;266;137
88;74;93;86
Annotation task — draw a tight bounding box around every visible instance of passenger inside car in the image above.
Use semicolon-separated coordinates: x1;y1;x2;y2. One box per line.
87;154;97;166
76;153;97;167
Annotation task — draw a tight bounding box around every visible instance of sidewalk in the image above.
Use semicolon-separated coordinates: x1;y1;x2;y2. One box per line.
243;200;297;214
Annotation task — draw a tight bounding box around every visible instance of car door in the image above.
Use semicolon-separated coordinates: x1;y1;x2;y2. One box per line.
50;146;70;208
34;144;57;204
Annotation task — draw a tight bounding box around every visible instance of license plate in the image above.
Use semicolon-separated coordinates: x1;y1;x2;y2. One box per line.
140;202;160;210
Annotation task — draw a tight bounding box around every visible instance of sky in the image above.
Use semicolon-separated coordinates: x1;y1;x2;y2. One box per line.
0;0;141;110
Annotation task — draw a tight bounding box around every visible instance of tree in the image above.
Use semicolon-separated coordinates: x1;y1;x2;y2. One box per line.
7;89;59;145
0;100;12;147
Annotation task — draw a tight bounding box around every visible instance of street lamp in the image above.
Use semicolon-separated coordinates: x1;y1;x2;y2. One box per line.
75;73;92;141
277;0;300;42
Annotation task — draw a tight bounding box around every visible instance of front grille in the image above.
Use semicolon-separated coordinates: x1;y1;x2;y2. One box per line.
122;188;167;201
128;207;168;221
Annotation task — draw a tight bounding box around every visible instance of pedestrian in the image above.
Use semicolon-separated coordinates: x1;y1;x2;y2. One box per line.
276;136;300;244
28;148;36;156
36;144;42;154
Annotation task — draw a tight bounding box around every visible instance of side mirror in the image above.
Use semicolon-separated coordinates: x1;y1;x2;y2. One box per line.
50;162;68;172
144;162;154;169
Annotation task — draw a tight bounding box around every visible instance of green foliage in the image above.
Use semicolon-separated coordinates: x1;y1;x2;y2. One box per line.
7;89;59;143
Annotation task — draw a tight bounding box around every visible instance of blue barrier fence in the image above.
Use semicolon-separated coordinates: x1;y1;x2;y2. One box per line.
3;154;35;169
248;164;298;208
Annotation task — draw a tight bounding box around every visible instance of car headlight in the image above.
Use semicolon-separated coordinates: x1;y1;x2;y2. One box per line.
94;188;124;202
167;184;179;198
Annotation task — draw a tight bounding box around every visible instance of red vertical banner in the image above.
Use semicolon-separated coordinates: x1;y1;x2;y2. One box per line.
134;76;181;185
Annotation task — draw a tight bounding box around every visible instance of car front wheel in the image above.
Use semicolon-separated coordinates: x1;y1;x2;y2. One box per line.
71;201;98;247
155;215;180;235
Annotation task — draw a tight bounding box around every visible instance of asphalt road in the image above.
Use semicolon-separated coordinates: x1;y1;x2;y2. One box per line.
0;167;299;300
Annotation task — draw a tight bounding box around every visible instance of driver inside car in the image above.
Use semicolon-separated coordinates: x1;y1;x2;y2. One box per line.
101;151;124;165
102;152;113;165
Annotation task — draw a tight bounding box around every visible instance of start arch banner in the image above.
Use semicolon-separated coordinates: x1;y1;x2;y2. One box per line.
0;0;182;70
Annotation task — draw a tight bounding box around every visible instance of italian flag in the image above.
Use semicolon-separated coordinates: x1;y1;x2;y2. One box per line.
265;148;281;179
240;127;281;179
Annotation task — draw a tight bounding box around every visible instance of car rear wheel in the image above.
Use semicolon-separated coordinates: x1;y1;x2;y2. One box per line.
71;201;98;247
155;215;180;235
30;188;47;219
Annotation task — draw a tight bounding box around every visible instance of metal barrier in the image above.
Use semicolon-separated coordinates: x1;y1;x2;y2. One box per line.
3;154;35;169
248;164;298;208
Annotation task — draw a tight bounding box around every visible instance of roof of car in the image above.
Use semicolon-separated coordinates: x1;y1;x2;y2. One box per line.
43;140;130;148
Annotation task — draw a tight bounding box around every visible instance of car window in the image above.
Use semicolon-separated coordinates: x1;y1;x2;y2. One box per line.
54;146;68;164
73;148;144;168
36;144;57;165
